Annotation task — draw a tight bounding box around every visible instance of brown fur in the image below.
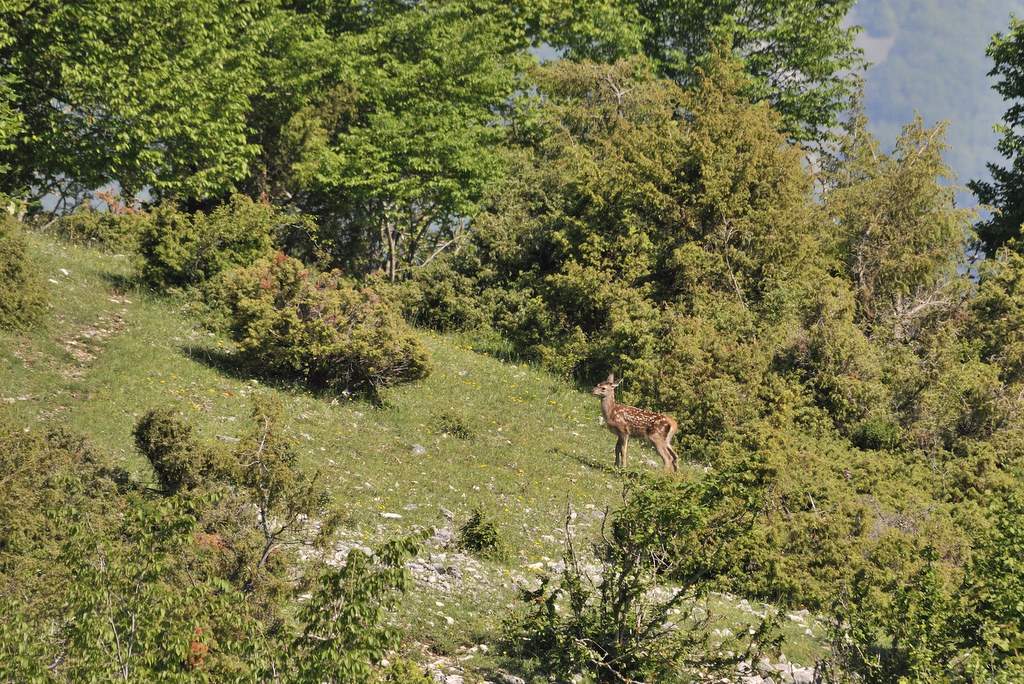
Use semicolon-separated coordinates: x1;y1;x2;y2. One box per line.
592;373;678;472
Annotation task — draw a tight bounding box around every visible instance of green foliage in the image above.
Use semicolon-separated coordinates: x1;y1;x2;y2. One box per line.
972;246;1024;384
51;204;149;252
134;407;219;494
206;253;430;395
289;534;424;683
380;658;434;684
503;475;781;683
823;107;973;326
0;0;272;202
0;403;420;682
435;412;476;440
392;258;489;332
470;54;819;387
0;0;24;189
850;416;902;451
823;496;1024;683
269;0;526;278
232;396;343;589
457;509;506;559
0;414;260;681
971;15;1024;251
138;195;294;289
0;216;46;329
563;0;863;142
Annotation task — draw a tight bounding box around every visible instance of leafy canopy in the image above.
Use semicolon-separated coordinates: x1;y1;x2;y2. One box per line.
972;16;1024;251
0;0;273;203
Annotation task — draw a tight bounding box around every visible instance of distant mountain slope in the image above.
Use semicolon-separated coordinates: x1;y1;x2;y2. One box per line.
850;0;1024;201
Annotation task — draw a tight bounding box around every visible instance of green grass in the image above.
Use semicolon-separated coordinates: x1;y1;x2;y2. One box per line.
0;233;829;678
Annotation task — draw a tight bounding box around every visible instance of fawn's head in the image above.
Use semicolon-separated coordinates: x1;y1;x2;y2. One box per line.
592;373;620;398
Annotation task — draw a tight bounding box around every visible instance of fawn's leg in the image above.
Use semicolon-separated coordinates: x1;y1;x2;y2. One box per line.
666;444;679;471
615;434;625;468
652;437;675;473
666;426;679;471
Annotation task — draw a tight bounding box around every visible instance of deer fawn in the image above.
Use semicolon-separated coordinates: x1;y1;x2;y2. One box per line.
592;373;678;472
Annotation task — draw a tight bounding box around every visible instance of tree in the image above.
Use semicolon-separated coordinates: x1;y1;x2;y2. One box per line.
972;247;1024;384
466;54;823;379
971;16;1024;252
557;0;864;143
823;107;973;330
0;0;273;205
275;0;525;278
0;0;25;195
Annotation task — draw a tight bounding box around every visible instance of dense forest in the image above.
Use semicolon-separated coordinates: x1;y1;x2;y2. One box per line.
2;1;1024;682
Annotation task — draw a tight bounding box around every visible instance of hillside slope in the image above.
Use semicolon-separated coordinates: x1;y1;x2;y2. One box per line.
0;234;827;679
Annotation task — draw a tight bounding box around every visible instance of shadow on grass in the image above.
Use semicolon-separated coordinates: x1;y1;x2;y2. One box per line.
441;328;640;402
100;271;140;294
553;447;621;476
180;344;390;408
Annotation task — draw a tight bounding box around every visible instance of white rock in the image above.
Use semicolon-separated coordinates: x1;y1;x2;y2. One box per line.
412;444;427;456
380;512;402;519
793;668;814;684
445;676;464;684
59;268;70;276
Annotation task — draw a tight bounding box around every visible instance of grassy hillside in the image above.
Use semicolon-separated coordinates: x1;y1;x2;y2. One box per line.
0;234;828;679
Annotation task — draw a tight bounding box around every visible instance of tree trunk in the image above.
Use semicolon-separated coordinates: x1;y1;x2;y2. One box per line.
385;222;398;281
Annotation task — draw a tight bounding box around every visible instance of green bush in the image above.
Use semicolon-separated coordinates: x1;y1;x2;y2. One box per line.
972;246;1024;384
0;406;419;682
502;475;781;683
290;535;425;683
395;259;488;332
52;205;149;252
822;506;1024;684
0;217;47;329
133;407;220;494
138;195;298;288
435;412;475;440
206;253;430;394
456;509;505;559
850;415;902;451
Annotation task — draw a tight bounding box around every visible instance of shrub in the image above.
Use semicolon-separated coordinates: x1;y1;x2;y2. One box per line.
435;412;475;440
289;535;425;683
456;509;505;559
138;195;300;288
972;246;1024;384
52;205;149;252
503;475;781;683
0;217;47;329
1;406;421;681
821;495;1024;683
850;415;902;451
206;254;430;395
133;407;221;494
396;259;488;332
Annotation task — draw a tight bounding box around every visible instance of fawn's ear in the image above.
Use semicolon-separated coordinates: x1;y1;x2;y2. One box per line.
606;373;615;383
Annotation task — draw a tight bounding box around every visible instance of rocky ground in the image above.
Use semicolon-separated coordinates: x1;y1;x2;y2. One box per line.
319;511;824;684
